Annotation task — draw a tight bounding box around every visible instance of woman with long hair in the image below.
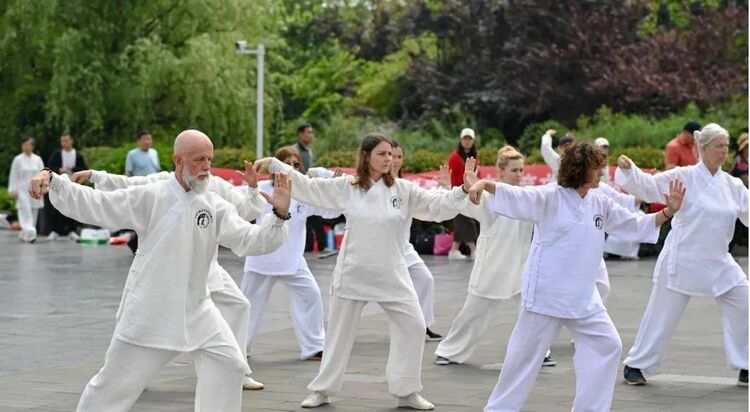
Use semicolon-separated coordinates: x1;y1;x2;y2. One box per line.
467;141;685;411
617;123;748;387
254;133;468;410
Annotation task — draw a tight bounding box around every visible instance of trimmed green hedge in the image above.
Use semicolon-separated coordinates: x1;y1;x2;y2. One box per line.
0;187;15;214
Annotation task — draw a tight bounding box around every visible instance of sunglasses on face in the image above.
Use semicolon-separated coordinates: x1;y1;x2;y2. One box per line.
286;161;301;169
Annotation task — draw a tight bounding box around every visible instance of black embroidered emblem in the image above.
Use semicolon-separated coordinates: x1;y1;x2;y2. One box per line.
593;214;604;230
195;209;214;228
296;203;304;214
390;195;403;209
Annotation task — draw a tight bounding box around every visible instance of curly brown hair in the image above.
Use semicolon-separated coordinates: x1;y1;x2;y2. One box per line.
352;133;395;191
557;142;607;188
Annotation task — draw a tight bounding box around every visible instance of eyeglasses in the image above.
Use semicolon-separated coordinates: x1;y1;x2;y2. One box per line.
286;161;301;169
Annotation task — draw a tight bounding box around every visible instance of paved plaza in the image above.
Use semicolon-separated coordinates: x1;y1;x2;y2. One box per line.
0;231;747;411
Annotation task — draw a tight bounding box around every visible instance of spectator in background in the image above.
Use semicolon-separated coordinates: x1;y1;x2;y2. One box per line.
664;121;701;170
594;137;611;184
8;136;45;243
39;133;88;241
447;128;480;260
540;129;575;183
125;130;161;177
295;123;335;256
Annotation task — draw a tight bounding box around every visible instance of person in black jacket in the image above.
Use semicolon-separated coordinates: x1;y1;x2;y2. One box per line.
39;133;88;239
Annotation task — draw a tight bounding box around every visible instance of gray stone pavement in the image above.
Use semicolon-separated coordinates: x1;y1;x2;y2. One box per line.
0;230;747;411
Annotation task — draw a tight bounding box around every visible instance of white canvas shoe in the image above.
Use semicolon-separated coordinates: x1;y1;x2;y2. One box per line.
397;393;434;410
242;374;264;390
448;250;466;260
301;391;330;408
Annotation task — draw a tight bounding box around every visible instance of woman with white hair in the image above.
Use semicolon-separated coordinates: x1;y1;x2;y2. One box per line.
617;123;749;387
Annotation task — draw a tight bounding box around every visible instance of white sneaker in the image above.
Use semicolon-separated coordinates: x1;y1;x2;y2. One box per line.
301;391;330;408
242;375;264;390
448;250;466;260
47;231;59;241
68;231;80;241
397;393;434;410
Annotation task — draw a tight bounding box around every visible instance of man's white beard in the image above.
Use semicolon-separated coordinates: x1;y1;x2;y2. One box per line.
182;168;210;194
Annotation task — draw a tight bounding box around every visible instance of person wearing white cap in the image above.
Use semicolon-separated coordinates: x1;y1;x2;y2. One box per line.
447;128;480;259
617;123;749;387
594;137;611;184
468;141;683;411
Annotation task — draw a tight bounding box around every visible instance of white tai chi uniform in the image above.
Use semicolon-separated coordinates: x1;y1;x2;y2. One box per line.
89;170;264;365
593;182;641;304
48;173;285;412
404;222;438;329
435;192;533;363
241;179;340;359
483;182;659;412
8;153;45;242
268;158;464;398
617;161;749;372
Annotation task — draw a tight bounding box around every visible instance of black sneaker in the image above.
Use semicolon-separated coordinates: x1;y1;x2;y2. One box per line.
542;355;557;367
738;369;748;387
426;328;443;341
623;365;647;385
307;351;323;361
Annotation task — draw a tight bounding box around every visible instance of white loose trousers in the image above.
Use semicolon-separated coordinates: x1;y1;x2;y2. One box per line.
624;262;748;372
76;322;246;412
308;295;426;397
241;269;325;359
484;309;622;412
211;271;252;362
435;293;500;363
16;193;40;242
408;261;436;329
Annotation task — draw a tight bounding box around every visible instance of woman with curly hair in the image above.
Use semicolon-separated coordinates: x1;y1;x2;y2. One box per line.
467;141;686;411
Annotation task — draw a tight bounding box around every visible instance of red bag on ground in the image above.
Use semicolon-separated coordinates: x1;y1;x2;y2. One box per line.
433;233;453;255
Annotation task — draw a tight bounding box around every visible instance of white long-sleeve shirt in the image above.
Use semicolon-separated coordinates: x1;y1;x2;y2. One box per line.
49;173;286;351
269;158;465;301
244;179;341;275
616;161;748;297
459;192;533;299
490;182;659;318
90;170;265;292
8;153;45;209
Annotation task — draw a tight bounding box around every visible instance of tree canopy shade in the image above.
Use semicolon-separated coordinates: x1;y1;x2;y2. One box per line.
0;0;746;186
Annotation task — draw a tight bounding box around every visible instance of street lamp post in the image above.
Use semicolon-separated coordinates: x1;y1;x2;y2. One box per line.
235;41;265;159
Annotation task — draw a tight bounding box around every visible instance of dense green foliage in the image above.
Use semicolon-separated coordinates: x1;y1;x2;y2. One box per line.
0;0;746;187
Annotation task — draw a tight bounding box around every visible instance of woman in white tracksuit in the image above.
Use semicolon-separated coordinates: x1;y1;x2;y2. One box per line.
468;141;684;411
241;146;340;361
434;146;534;365
390;141;442;341
617;123;749;387
8;136;45;243
254;133;467;410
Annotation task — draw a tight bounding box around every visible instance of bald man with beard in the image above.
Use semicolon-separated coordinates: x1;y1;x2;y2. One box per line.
29;130;292;411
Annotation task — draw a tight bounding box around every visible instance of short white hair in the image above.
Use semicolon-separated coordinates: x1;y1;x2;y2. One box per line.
694;123;729;149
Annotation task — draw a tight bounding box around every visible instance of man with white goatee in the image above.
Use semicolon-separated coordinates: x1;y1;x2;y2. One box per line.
28;130;292;411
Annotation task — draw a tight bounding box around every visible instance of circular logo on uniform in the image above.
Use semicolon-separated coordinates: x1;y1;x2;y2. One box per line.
296;203;304;214
195;209;214;229
390;195;403;209
593;214;604;230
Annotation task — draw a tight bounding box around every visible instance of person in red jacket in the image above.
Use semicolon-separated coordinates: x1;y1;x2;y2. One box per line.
447;128;480;259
